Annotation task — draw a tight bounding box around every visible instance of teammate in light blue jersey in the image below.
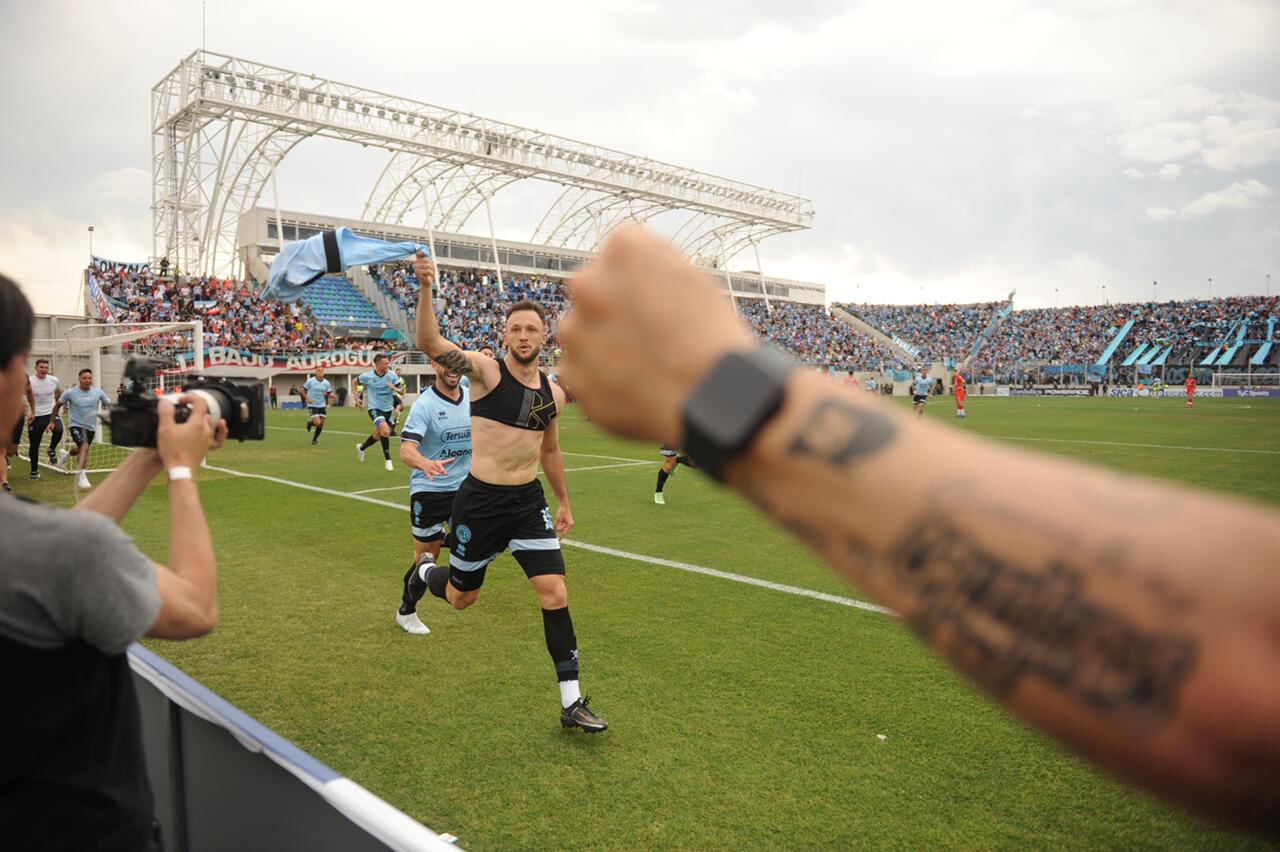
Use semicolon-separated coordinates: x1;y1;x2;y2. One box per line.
396;358;473;634
57;368;111;488
912;368;933;418
301;368;334;446
355;353;406;470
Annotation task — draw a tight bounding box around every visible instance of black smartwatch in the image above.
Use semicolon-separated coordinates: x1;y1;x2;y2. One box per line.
681;345;796;482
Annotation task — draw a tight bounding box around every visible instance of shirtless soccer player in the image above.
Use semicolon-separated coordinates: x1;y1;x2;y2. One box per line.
411;251;607;733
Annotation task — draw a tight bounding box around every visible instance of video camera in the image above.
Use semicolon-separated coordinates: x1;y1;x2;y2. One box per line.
110;358;266;448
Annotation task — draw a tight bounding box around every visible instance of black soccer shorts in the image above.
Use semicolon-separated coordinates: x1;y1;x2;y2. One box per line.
308;405;328;419
69;426;95;448
410;489;457;543
444;474;565;592
367;408;394;427
913;394;928;405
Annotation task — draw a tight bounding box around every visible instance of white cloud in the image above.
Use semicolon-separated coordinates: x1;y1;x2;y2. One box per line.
1143;179;1271;222
1180;178;1272;217
1158;163;1182;179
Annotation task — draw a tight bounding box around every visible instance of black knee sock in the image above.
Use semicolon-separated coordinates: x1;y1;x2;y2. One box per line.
425;564;451;601
542;607;579;682
313;424;323;440
676;454;694;468
656;469;670;493
380;436;391;459
359;436;377;451
401;560;428;614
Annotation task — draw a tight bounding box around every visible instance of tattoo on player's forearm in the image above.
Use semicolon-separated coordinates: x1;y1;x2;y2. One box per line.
788;399;897;468
437;350;475;375
890;521;1198;726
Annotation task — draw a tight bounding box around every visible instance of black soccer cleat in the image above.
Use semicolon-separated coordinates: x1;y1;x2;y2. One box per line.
561;696;608;733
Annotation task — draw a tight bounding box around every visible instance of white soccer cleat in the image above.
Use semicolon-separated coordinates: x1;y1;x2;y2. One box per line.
56;449;70;468
76;471;91;489
356;443;366;462
385;459;394;472
395;611;430;635
654;492;665;505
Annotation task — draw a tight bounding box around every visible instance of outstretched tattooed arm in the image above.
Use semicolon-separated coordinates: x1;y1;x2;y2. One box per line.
411;252;475;375
560;225;1280;835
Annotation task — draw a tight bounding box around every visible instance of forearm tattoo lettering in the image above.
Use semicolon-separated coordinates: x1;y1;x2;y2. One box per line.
893;523;1198;725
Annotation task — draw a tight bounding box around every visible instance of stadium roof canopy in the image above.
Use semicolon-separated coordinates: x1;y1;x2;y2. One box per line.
152;50;815;278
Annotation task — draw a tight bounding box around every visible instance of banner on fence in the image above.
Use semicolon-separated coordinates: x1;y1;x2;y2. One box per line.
176;347;405;372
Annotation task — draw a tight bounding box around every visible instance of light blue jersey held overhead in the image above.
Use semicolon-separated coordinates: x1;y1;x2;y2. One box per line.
401;386;472;493
59;386;111;429
913;376;933;397
302;377;333;406
357;369;404;410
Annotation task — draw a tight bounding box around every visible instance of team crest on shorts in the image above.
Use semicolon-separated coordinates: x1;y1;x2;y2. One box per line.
455;525;473;544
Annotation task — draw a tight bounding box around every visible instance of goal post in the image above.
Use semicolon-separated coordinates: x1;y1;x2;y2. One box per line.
19;321;203;476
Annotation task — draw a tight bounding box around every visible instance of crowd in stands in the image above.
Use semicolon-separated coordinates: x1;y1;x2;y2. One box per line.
738;298;902;371
971;296;1277;380
834;301;1000;365
89;259;1279;379
371;263;567;354
93;261;329;352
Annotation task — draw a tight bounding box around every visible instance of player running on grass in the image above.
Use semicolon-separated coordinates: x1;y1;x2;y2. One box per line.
395;358;472;635
1184;373;1197;408
953;371;967;419
912;367;932;418
654;445;695;505
355;354;405;471
56;368;110;489
411;251;607;733
301;368;335;445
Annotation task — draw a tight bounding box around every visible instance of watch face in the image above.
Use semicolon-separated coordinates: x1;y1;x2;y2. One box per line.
683;347;793;479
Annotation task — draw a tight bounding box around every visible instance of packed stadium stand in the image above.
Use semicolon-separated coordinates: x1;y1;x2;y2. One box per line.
90;258;1279;379
91;261;330;352
833;301;1003;365
738;298;902;371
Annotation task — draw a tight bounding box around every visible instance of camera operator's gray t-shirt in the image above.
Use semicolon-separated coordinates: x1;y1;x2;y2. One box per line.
0;495;161;655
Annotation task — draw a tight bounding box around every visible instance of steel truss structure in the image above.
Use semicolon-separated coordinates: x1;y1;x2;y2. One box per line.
152;50;814;277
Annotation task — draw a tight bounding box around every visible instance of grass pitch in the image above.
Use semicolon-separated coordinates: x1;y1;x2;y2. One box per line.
20;395;1279;849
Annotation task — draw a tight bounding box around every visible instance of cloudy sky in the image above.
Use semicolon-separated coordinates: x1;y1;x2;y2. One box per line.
2;0;1277;315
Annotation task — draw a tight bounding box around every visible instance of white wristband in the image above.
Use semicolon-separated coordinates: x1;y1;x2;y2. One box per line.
167;466;194;482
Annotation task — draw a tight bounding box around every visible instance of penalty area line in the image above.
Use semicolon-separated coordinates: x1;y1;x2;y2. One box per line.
201;463;893;617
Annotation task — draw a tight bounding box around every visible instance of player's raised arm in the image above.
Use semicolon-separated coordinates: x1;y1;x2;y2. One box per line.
561;225;1280;834
412;252;487;380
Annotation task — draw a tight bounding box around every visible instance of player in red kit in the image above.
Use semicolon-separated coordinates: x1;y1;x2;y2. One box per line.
1185;374;1197;408
953;372;967;419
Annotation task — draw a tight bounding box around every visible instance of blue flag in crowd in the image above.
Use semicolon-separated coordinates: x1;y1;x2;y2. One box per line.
262;226;427;302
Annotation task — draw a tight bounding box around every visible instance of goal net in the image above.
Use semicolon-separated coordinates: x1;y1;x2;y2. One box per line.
1213;372;1280;388
18;321;203;477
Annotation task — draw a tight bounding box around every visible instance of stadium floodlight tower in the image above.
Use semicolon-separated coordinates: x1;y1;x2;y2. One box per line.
152;50;814;279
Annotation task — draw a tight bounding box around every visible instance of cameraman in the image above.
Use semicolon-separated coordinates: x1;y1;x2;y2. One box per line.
0;275;228;850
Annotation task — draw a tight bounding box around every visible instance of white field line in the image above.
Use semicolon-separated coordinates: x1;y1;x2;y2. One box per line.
996;436;1280;455
201;463;891;616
